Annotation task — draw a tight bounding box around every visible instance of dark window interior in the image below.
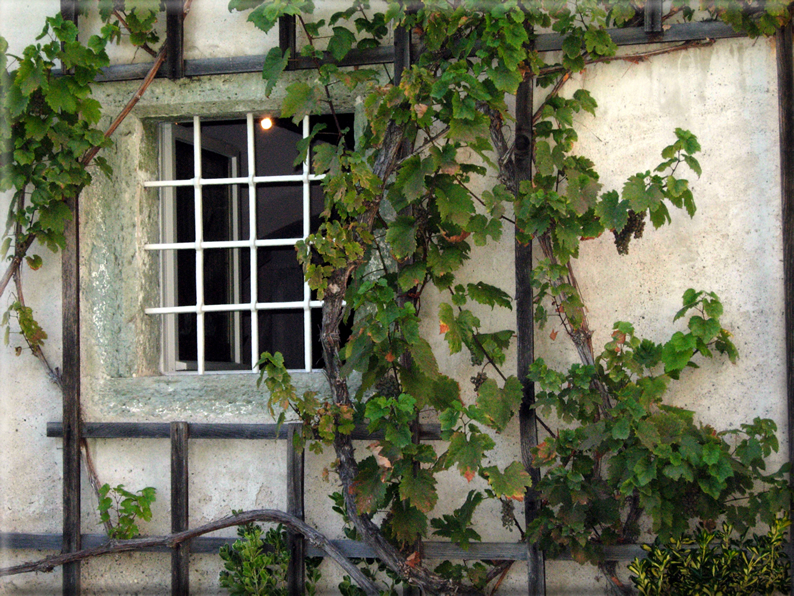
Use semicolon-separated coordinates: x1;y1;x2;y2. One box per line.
171;115;354;371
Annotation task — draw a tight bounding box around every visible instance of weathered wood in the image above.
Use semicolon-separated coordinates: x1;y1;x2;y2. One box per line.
644;0;663;34
165;0;185;80
394;25;410;86
61;7;81;596
0;532;651;563
61;190;81;596
87;21;741;83
170;422;190;596
286;424;305;596
776;20;794;592
60;0;77;24
0;512;381;595
279;15;297;59
515;77;546;596
47;421;443;441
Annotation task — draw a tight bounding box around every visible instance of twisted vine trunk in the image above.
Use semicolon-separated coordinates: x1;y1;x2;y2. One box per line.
320;121;487;595
0;509;379;594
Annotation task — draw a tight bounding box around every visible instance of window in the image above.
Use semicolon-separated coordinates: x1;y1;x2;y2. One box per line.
144;113;353;374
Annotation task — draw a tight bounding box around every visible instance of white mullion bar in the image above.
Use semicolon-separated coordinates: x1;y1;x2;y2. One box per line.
247;113;259;370
146;305;201;315
144;179;196;188
145;242;196;251
148;301;310;315
253;238;304;247
302;116;312;372
193;116;206;375
145;174;326;189
145;238;303;251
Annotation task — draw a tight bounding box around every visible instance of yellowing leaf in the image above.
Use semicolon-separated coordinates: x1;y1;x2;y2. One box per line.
482;462;532;500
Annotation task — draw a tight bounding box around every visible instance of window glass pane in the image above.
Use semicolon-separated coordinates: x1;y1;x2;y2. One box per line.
258;310;305;370
204;312;234;365
176;249;195;307
310;182;324;232
254;118;301;176
172;127;194;179
200;120;248;178
256;182;302;240
257;247;304;303
235;184;251;241
203;248;242;306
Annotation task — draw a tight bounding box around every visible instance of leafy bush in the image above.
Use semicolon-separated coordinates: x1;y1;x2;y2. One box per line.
629;516;791;595
219;522;321;596
97;483;156;540
526;290;790;564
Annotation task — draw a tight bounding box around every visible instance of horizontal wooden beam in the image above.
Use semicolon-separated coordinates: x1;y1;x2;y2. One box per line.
0;533;647;561
89;21;740;83
46;422;442;441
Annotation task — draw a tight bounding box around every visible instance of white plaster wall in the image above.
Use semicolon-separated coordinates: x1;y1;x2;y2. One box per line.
0;5;789;596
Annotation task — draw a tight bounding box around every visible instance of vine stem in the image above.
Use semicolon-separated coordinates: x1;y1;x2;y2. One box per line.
12;269;61;387
537;39;715;79
111;9;158;58
80;42;167;167
0;509;380;595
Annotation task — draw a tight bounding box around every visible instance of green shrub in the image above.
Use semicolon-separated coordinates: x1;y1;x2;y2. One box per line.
97;483;156;540
629;516;791;595
219;522;321;595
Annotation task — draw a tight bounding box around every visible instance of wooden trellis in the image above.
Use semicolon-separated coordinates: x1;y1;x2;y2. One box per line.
2;0;794;594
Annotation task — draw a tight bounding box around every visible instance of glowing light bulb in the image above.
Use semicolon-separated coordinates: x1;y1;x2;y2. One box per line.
260;117;273;131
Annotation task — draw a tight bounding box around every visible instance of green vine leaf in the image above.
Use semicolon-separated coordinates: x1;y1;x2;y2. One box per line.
482;462;532;500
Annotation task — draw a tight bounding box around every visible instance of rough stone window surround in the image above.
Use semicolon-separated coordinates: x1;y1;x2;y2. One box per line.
79;72;363;421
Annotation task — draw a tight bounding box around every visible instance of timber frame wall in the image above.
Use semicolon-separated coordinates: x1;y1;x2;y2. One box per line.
1;1;793;594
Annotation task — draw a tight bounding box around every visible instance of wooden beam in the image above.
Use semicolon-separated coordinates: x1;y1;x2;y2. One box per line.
60;1;80;590
170;422;190;596
0;532;649;562
61;191;82;596
48;422;443;441
60;0;77;24
393;24;410;86
87;21;741;83
775;20;794;593
165;0;185;80
515;77;546;596
644;0;663;34
286;425;305;596
279;15;297;59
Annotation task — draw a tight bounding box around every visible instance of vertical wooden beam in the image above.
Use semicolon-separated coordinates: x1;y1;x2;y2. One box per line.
61;195;82;596
644;0;663;34
393;25;410;86
515;78;546;596
165;0;185;80
775;21;794;593
61;2;81;593
279;15;297;68
60;0;78;25
286;424;305;596
393;20;420;596
171;422;190;596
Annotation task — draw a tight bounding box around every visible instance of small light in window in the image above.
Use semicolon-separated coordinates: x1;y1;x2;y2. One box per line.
260;117;274;131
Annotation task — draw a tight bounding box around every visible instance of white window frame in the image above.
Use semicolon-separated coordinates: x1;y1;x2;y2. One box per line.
144;114;324;374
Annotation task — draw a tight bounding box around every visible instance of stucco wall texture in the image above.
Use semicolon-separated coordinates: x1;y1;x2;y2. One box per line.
0;4;787;595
